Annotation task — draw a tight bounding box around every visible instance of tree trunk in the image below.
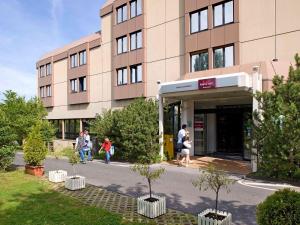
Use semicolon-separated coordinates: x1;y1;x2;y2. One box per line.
215;190;219;219
148;178;152;199
73;165;76;177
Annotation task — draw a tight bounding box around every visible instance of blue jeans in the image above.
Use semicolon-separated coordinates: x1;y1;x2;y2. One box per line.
105;151;110;163
79;148;92;161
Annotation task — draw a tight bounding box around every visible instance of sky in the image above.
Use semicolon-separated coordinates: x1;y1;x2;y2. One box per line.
0;0;106;100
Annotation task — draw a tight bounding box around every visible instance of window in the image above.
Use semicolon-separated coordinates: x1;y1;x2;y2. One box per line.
46;63;52;75
117;4;127;23
79;76;87;92
213;45;234;68
191;51;209;72
117;36;128;54
40;86;45;98
130;31;142;50
213;1;233;27
70;54;78;68
70;79;78;93
190;8;208;33
40;65;45;77
130;0;142;18
79;50;87;66
46;85;52;97
131;64;142;83
117;68;128;85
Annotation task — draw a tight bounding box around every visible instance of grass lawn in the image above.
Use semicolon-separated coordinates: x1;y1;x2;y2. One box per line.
0;170;147;225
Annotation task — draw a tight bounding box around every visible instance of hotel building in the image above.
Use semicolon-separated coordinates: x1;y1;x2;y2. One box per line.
37;0;300;169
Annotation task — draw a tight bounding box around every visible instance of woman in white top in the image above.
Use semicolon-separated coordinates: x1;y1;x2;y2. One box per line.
179;134;192;167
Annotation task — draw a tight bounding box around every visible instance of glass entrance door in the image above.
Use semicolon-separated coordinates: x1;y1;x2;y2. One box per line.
194;113;207;155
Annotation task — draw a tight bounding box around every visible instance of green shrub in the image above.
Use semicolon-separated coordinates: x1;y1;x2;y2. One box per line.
293;168;300;180
23;125;48;166
0;146;16;171
256;188;300;225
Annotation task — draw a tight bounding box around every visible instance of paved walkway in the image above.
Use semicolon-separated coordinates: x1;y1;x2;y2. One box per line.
52;183;197;225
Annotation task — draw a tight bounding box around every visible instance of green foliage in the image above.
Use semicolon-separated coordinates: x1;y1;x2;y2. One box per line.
253;54;300;178
256;188;300;225
131;164;165;198
68;151;80;176
23;124;48;166
0;146;16;171
192;166;235;215
91;98;160;163
0;90;52;145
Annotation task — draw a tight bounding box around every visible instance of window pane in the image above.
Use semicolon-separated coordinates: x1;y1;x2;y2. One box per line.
117;8;122;23
118;38;122;54
123;36;127;52
191;52;208;72
75;54;78;66
225;1;233;24
131;33;136;50
200;10;208;30
131;1;136;18
117;70;122;85
214;4;223;26
191;12;199;33
191;54;197;72
214;48;224;68
123;68;127;84
75;79;78;91
225;46;234;67
137;65;142;82
137;0;142;15
131;67;136;83
137;31;142;48
123;5;127;21
83;77;86;91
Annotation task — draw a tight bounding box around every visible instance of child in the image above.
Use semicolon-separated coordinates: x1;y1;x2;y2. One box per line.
99;138;112;164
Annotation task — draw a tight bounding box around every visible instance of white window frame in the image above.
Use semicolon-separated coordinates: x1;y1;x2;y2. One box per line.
117;4;127;24
117;36;128;54
79;50;87;66
213;0;234;27
130;31;142;50
190;8;208;34
117;68;128;86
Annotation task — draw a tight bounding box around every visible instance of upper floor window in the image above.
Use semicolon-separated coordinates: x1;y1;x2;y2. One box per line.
46;85;52;97
191;51;208;72
117;68;128;86
131;64;142;83
190;8;208;33
117;4;127;24
79;76;87;92
130;31;142;50
40;65;45;77
70;54;78;68
130;0;142;18
214;0;233;27
40;86;45;98
117;36;128;54
70;79;78;93
46;63;52;76
213;45;234;68
79;50;87;66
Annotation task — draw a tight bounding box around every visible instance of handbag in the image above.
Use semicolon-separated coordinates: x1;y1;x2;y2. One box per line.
109;145;115;156
175;142;183;153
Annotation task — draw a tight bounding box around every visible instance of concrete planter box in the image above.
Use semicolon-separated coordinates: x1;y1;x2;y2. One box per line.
137;194;166;218
65;176;85;191
48;170;67;183
198;209;232;225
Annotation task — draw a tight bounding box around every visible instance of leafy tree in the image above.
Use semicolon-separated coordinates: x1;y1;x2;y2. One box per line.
0;146;16;171
23;124;48;166
131;164;165;199
192;166;235;219
253;54;300;178
68;151;80;177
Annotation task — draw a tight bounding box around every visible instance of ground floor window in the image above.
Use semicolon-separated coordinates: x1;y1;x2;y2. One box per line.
65;119;80;140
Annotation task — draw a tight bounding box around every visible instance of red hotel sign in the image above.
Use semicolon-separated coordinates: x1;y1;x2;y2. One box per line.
198;78;216;90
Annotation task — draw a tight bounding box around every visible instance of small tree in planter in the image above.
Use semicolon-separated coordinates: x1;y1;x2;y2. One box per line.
132;164;166;218
65;151;85;190
23;125;48;176
192;165;235;225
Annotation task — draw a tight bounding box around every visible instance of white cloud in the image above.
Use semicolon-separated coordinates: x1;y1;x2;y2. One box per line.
50;0;64;38
0;64;36;99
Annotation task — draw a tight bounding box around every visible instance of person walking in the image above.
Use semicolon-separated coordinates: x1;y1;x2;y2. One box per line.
176;124;187;165
99;138;112;164
179;132;192;167
75;131;87;164
84;130;92;161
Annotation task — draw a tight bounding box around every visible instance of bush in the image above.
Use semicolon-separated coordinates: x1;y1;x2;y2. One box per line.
256;188;300;225
23;125;48;166
293;168;300;180
0;146;16;171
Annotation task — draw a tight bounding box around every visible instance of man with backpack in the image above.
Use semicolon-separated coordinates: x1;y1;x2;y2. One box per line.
176;124;187;165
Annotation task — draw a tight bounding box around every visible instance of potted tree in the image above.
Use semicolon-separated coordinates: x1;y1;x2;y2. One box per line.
132;164;166;218
65;151;85;190
192;165;235;225
23;125;48;177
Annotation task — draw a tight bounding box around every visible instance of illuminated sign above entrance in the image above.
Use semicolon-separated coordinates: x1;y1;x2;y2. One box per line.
198;78;216;90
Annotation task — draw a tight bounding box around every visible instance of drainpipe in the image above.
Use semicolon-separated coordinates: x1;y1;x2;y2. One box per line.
252;65;262;172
